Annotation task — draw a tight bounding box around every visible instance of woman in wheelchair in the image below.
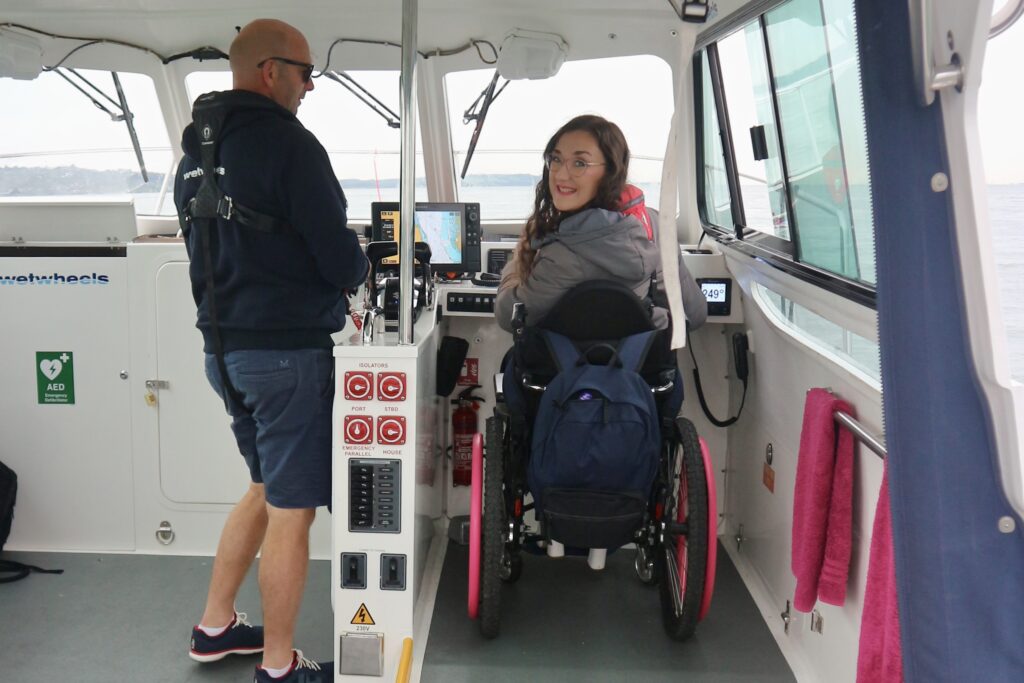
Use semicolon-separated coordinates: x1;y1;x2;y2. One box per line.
494;114;707;334
471;115;715;641
494;115;707;568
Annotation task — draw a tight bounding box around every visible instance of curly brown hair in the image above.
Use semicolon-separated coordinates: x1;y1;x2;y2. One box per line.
513;115;630;284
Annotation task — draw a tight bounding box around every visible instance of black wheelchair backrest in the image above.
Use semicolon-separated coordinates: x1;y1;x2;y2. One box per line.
538;279;655;340
517;280;673;382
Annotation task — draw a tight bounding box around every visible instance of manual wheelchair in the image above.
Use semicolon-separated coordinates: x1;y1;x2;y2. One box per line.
467;280;717;641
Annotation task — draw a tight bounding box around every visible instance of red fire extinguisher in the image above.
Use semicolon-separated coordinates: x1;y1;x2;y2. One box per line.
452;385;484;486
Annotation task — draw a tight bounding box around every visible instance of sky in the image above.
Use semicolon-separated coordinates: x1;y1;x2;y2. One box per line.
0;3;1021;184
977;2;1024;184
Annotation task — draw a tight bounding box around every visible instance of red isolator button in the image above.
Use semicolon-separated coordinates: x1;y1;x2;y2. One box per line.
376;416;406;445
344;372;374;401
377;372;407;401
344;415;373;444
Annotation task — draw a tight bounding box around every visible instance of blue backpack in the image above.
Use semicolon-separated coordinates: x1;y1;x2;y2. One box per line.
527;330;661;514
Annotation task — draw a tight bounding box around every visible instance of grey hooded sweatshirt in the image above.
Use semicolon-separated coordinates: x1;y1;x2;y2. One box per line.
495;207;707;332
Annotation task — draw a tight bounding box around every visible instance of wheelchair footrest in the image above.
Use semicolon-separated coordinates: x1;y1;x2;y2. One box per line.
542;488;646;549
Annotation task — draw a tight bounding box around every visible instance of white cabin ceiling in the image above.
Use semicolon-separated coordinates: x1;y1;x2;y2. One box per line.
1;0;751;70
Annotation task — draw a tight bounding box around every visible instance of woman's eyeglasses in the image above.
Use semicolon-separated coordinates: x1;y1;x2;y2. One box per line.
257;56;315;83
544;153;606;178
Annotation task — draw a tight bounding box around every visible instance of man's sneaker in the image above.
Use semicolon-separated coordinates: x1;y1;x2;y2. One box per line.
254;650;334;683
189;612;264;662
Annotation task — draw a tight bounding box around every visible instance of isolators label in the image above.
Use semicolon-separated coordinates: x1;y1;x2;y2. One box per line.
37;351;75;404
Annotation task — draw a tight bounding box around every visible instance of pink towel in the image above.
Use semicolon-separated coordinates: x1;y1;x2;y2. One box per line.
791;387;855;612
857;469;904;682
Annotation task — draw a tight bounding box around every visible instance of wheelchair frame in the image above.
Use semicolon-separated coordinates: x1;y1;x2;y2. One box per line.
469;377;718;642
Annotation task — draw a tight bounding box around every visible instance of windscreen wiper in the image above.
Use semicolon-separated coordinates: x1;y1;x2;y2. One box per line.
459;69;509;179
112;72;148;184
51;68;148;183
322;70;401;128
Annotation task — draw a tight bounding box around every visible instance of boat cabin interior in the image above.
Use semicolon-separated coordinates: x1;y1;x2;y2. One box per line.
2;0;1023;681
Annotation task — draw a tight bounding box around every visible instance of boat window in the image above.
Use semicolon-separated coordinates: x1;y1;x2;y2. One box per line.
444;55;673;220
980;11;1024;383
763;0;875;283
697;53;734;229
186;70;425;221
0;70;173;216
754;282;880;385
715;22;790;243
698;0;877;295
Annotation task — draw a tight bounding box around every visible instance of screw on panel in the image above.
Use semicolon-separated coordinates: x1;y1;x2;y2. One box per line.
119;370;129;380
999;516;1016;533
931;172;949;192
781;600;792;635
735;523;746;551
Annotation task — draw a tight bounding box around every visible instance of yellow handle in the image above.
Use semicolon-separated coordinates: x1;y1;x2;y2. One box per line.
395;637;414;683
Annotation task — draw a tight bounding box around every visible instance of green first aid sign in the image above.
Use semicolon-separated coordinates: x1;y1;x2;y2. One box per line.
37;351;75;405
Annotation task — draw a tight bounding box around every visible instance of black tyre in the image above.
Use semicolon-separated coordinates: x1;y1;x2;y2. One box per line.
479;416;506;638
658;417;708;641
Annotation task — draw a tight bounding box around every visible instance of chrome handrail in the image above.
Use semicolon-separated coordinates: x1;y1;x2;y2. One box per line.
835;410;887;460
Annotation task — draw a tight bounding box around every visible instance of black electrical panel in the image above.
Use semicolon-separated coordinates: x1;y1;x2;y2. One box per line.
349;459;401;533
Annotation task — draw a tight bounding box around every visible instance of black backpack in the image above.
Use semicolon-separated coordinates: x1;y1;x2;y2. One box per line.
0;460;15;551
0;460;63;583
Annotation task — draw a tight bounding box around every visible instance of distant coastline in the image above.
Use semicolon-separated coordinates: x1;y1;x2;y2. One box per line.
0;165;541;196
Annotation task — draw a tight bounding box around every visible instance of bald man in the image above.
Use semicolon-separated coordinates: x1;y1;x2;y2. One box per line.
174;18;366;683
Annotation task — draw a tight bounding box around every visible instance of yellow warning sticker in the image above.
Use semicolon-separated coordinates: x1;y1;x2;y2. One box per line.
351;603;376;625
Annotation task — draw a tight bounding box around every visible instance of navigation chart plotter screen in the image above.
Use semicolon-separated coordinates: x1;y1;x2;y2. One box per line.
370;202;480;273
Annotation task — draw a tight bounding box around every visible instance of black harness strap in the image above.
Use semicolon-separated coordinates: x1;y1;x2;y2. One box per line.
181;91;293;414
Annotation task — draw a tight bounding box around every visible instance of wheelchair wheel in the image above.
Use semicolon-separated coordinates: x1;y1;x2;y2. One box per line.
500;551;523;583
659;417;708;641
479;416;506;638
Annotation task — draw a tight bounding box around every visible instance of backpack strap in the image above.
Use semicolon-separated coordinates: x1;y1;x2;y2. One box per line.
0;559;64;584
180;91;294;415
182;91;292;234
615;330;657;374
540;330;582;373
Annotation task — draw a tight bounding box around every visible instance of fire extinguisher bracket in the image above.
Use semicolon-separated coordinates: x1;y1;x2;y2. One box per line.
452;385;484;486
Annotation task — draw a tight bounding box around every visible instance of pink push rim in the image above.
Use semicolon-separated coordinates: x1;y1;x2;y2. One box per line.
698;436;718;621
467;432;484;619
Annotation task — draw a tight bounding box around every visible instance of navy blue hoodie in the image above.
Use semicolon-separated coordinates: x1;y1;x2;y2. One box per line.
174;91;368;352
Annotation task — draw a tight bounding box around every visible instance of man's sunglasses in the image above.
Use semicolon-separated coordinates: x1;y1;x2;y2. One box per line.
257;56;315;83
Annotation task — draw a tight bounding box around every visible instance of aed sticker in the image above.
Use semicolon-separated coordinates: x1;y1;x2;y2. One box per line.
37;351;75;405
351;603;376;625
762;462;775;494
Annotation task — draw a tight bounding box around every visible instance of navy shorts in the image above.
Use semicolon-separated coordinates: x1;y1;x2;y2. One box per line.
205;349;334;509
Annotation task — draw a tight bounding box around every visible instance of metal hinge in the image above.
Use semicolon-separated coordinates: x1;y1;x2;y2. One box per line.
781;600;792;635
810;609;824;634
